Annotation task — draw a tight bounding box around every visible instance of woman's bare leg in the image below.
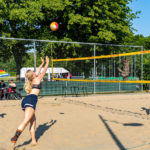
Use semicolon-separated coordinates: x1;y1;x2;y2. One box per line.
11;107;35;149
29;114;37;145
18;107;35;131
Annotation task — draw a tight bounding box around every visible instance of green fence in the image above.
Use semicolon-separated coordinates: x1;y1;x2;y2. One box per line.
6;81;140;97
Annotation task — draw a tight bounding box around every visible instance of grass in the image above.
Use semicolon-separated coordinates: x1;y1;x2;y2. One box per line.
0;76;16;81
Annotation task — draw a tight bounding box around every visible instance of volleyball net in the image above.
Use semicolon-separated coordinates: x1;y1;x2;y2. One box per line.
52;50;150;84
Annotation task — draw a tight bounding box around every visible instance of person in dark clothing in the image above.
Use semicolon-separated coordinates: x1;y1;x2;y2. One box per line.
0;80;6;99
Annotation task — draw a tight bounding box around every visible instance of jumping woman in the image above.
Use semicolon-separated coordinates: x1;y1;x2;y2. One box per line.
11;56;49;149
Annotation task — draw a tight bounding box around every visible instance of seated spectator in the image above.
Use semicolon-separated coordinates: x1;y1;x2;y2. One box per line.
8;79;16;93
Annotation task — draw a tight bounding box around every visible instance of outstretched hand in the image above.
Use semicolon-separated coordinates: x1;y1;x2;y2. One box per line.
40;57;44;64
45;56;49;63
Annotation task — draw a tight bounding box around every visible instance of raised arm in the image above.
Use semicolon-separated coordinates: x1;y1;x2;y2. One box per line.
35;57;44;76
38;56;49;80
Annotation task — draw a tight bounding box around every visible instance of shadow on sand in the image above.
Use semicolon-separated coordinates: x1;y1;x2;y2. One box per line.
99;115;126;150
141;107;150;115
16;120;57;148
104;120;143;127
0;113;6;118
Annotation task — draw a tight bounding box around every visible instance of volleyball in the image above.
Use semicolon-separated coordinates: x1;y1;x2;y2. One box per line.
50;22;59;31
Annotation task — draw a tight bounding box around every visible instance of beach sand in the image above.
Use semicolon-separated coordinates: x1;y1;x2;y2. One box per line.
1;93;150;150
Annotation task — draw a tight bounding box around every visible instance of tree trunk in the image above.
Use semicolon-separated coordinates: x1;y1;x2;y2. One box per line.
12;49;23;81
14;55;22;81
117;59;130;80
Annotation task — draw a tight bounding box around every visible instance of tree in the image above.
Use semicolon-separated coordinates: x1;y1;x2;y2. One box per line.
125;34;150;80
0;0;137;80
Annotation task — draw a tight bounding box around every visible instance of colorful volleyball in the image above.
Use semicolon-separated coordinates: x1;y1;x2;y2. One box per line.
50;22;59;31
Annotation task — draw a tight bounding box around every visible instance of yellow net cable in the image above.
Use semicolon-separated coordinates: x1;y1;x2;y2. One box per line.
52;50;150;62
52;78;150;84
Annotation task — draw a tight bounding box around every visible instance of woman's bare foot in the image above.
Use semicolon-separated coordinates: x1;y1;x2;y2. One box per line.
12;142;15;150
31;141;37;146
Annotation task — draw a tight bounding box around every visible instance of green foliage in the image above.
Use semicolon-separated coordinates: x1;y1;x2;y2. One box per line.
126;34;150;80
0;0;137;43
145;36;150;49
9;72;16;76
0;0;138;79
0;56;16;73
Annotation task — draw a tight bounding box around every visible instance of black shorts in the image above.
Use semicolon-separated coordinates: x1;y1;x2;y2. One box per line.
21;94;38;110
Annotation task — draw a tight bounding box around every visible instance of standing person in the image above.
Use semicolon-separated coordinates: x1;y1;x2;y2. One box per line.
0;80;6;88
0;80;6;99
10;56;49;149
148;84;150;93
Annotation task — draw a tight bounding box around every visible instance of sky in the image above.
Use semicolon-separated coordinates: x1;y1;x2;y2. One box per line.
129;0;150;37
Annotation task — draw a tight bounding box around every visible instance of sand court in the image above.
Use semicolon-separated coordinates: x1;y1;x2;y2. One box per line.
1;93;150;150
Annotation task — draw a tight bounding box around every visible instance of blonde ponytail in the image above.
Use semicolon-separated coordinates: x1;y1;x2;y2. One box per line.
24;70;34;94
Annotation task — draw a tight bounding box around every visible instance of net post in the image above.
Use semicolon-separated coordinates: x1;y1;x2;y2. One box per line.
34;41;36;72
119;56;121;93
51;59;54;81
94;44;96;94
50;44;53;81
141;46;144;91
65;81;68;96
